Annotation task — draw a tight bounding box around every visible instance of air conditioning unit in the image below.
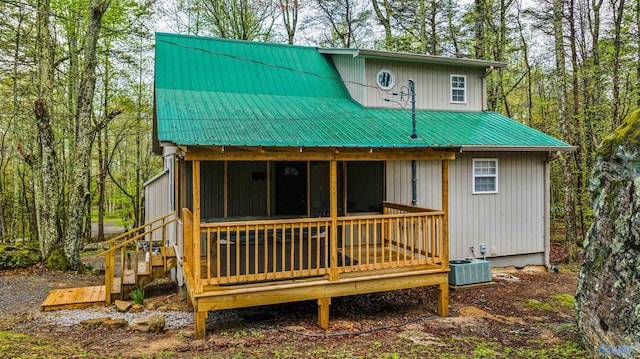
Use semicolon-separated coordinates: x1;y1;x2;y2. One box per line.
448;258;492;286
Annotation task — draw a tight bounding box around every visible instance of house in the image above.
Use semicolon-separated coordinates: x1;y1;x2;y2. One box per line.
145;33;573;338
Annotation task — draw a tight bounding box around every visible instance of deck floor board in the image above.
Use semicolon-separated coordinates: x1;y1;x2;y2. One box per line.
41;286;106;311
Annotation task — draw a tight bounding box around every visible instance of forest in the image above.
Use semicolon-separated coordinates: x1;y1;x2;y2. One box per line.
0;0;638;269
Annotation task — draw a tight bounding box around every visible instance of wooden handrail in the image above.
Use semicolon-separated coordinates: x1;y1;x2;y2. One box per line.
96;212;177;247
96;217;177;257
102;212;177;304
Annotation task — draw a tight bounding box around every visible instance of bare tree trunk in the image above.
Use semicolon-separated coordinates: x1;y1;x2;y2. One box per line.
584;0;604;173
64;0;111;270
418;0;426;53
515;3;533;125
446;0;461;57
474;0;486;59
568;0;586;239
428;0;438;55
553;0;578;262
610;0;625;130
32;0;61;260
279;0;299;44
371;0;392;50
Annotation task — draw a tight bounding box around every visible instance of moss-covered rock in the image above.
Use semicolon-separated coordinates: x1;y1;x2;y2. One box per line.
45;248;69;271
0;245;41;269
576;109;640;358
598;109;640;160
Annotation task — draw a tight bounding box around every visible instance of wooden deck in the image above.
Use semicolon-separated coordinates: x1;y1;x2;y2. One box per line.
41;285;106;311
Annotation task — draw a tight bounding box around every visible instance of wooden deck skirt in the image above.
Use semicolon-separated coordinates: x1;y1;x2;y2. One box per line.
181;202;450;339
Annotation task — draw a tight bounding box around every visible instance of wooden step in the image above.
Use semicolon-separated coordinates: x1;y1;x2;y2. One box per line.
163;246;177;258
42;286;105;311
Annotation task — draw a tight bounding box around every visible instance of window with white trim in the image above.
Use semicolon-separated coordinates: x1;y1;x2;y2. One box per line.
472;158;498;194
450;74;466;103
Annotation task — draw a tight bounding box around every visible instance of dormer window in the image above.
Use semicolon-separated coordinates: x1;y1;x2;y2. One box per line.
450;74;466;103
376;69;395;90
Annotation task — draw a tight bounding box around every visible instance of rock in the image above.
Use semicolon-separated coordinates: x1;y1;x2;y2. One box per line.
129;304;144;313
0;245;41;270
576;109;640;358
102;318;128;330
80;317;111;329
114;300;132;312
92;267;105;276
130;314;165;333
145;302;160;310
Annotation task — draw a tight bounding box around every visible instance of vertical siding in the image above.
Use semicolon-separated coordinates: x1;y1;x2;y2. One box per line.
447;152;545;260
330;55;366;103
386;152;546;262
144;170;170;224
364;59;484;111
386;160;441;208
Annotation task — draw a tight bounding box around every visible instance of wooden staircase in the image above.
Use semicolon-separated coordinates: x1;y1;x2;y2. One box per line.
108;246;178;302
42;213;178;310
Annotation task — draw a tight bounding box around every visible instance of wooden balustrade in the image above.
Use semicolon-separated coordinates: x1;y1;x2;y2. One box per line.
98;212;177;303
183;202;445;290
335;211;443;274
199;218;332;285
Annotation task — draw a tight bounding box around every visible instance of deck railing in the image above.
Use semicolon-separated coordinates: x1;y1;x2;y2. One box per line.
97;212;177;303
184;202;445;291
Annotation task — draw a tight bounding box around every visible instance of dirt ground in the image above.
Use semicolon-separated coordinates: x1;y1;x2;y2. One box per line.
0;249;587;358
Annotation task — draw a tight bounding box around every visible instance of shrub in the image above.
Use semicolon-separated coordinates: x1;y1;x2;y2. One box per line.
130;287;145;305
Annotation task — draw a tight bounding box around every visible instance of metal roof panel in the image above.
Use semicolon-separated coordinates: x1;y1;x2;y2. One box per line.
155;33;571;151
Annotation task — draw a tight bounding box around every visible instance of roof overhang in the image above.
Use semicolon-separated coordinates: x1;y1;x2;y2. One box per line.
460;145;576;152
180;145;458;161
318;48;507;69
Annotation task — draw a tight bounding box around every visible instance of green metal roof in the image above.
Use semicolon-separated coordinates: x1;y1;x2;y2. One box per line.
155;33;572;151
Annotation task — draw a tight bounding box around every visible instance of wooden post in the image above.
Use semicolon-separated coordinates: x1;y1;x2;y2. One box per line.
437;282;449;316
266;161;271;216
317;297;331;329
193;160;202;294
441;160;449;269
307;161;311;217
439;159;450;317
329;160;339;281
194;310;208;339
104;246;113;304
223;161;228;218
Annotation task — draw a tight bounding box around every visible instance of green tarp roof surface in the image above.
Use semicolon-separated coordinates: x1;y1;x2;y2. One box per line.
155;33;571;150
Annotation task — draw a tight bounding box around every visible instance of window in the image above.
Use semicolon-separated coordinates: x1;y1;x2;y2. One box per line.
473;158;498;194
451;74;466;103
376;69;395;90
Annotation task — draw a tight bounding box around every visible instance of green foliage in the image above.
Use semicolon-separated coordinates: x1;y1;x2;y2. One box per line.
45;248;69;271
0;330;101;358
0;245;41;269
525;295;575;312
129;287;145;305
525;299;553;311
550;294;575;310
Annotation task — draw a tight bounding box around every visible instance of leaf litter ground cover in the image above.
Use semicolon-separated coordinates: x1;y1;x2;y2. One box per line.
0;263;587;358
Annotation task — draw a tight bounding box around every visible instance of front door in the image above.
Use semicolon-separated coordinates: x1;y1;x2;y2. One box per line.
275;162;307;215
